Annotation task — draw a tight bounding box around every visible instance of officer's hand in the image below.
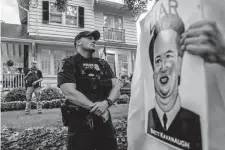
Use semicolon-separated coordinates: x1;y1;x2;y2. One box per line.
112;78;123;88
101;110;109;122
180;20;225;64
90;101;108;116
32;81;37;86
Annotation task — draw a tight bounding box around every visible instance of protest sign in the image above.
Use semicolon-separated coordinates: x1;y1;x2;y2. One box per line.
128;0;225;150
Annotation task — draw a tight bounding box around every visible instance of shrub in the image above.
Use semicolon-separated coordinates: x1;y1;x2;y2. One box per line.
114;118;128;150
117;94;130;104
40;86;65;101
4;87;26;102
1;99;63;111
1;118;127;150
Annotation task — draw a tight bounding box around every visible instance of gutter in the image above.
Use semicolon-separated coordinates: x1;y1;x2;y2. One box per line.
1;37;137;50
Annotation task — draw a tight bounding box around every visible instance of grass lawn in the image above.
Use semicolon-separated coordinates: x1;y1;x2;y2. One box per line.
1;104;128;132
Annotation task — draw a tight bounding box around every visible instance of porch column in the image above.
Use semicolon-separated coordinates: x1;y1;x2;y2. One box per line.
115;52;119;78
31;42;37;61
128;51;133;76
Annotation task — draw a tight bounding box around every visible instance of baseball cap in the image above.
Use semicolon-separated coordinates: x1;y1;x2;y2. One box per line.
74;30;100;47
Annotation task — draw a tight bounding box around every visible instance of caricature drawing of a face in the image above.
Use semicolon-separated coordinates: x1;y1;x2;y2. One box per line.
153;29;182;107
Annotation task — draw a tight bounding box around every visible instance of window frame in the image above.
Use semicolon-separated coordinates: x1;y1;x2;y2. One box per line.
40;49;52;76
49;2;63;24
103;13;124;29
106;50;132;78
103;13;125;42
39;49;75;77
65;5;79;26
48;2;79;27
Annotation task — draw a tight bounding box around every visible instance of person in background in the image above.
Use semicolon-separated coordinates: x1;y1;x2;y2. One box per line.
24;60;43;115
121;74;131;88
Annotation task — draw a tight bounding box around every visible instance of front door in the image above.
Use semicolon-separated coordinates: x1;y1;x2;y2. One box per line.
106;54;116;76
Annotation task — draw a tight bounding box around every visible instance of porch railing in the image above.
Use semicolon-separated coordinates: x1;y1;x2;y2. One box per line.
103;27;125;42
1;73;25;90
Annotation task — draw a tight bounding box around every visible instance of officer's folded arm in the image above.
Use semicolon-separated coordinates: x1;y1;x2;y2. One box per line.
107;78;121;104
60;83;95;110
90;78;121;115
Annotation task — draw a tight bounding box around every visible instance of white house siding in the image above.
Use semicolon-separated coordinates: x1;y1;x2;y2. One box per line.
94;11;137;45
26;0;137;82
28;0;94;38
123;16;137;45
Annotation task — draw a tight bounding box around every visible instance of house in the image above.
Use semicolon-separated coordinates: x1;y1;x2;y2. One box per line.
1;0;137;87
1;23;30;89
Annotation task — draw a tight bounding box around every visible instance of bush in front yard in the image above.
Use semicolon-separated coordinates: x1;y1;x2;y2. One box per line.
3;86;64;102
40;86;65;101
1;99;63;111
4;87;26;102
1;118;128;150
117;94;130;104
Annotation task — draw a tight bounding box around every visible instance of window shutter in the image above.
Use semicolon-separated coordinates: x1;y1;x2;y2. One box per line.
42;1;49;23
78;6;84;28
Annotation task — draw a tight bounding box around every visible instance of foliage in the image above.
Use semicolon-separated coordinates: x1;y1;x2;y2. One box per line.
114;118;128;150
4;86;64;102
54;0;68;12
4;88;26;102
122;0;149;16
117;94;130;104
6;59;14;67
40;86;65;101
1;99;63;111
53;0;157;15
1;118;128;150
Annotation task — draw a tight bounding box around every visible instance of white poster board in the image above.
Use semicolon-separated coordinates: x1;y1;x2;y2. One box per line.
127;0;225;150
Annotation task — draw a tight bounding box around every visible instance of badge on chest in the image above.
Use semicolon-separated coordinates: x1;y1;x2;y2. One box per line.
81;63;101;79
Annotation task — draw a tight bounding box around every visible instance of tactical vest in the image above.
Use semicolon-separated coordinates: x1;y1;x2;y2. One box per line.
27;68;40;86
74;57;111;102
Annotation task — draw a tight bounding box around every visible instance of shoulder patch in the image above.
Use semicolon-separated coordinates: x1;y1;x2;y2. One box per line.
58;60;65;73
98;58;106;66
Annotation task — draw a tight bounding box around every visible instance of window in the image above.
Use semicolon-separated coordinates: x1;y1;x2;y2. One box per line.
40;50;75;76
43;1;84;27
53;51;64;75
118;54;128;77
104;14;123;29
106;54;116;76
41;50;51;75
66;6;78;25
50;3;62;23
103;14;125;42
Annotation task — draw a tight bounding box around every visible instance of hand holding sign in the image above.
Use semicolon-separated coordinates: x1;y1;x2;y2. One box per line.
180;20;225;66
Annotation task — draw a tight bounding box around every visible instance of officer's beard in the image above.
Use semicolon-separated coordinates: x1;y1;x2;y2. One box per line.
84;48;95;54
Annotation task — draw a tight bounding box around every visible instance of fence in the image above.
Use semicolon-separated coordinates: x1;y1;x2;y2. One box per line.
1;73;25;90
103;27;125;42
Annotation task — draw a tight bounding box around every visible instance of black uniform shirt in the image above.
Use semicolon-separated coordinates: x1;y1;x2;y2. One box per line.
57;53;115;102
25;68;43;88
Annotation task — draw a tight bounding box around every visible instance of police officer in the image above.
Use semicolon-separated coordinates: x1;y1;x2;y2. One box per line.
24;60;43;114
57;30;121;150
